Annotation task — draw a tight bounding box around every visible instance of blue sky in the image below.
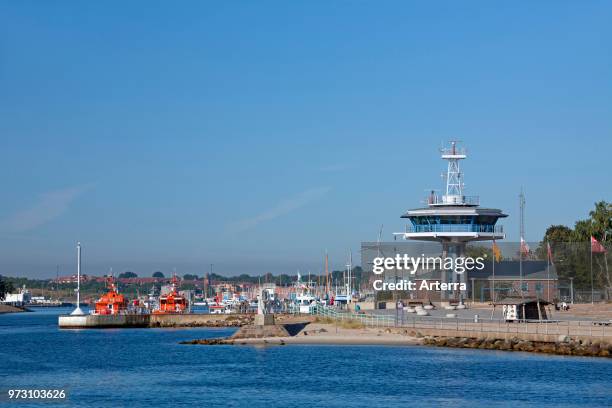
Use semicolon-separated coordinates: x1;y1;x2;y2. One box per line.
1;1;610;278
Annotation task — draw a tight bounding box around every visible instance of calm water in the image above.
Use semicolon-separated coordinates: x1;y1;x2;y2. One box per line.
1;308;611;408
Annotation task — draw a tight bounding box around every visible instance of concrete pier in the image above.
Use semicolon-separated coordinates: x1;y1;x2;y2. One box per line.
58;313;253;329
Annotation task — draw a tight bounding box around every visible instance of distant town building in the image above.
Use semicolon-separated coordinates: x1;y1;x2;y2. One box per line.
1;285;31;306
54;274;91;284
117;277;166;285
415;261;558;302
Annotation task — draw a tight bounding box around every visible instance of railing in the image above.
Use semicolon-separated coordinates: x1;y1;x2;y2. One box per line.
440;146;467;156
407;224;504;234
310;305;612;339
426;195;480;206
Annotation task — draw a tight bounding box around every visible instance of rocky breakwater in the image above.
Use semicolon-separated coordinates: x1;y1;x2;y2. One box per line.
200;315;253;327
180;324;291;346
150;314;254;328
422;335;612;358
180;338;236;345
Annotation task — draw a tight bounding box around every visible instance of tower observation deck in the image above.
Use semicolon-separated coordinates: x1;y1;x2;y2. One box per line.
394;141;507;300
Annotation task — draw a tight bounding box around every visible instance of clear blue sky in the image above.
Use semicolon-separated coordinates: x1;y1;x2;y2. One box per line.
1;1;610;278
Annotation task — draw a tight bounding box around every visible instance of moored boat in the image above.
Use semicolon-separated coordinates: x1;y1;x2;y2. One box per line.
152;276;188;314
93;276;128;315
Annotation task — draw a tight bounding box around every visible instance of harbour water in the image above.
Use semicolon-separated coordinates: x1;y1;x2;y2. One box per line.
1;308;611;407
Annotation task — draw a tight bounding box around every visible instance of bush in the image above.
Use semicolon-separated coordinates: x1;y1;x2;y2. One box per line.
0;276;14;301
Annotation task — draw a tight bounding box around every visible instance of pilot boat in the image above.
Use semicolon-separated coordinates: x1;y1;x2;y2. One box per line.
93;276;128;315
153;275;188;314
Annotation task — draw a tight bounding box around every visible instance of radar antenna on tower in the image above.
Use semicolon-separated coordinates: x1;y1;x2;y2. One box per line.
439;140;467;205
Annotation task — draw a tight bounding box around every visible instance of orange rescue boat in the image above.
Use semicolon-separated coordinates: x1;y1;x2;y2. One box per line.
94;276;128;315
153;275;188;314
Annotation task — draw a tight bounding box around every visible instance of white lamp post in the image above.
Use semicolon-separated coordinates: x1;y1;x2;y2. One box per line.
70;242;85;315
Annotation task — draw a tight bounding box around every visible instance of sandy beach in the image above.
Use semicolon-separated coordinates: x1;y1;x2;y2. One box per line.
182;317;612;357
236;323;422;346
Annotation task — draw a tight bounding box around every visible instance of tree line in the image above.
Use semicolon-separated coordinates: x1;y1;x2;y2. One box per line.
540;201;611;296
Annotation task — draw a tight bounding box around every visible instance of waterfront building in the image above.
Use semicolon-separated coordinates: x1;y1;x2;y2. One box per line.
416;260;558;302
1;285;31;306
54;274;91;284
393;142;507;301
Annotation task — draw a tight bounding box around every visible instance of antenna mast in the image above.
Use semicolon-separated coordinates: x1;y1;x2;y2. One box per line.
519;189;526;298
440;140;467;205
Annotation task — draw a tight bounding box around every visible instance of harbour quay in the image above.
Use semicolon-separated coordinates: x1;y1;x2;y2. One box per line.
58;313;252;328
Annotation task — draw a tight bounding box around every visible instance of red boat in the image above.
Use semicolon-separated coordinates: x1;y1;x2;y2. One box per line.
93;276;128;315
153;275;188;314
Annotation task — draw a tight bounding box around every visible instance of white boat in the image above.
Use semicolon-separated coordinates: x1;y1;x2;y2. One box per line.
209;303;232;314
296;292;316;313
292;272;317;313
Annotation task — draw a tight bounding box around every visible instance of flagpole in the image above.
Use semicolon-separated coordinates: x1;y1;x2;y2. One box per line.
591;238;594;304
546;243;550;302
519;241;523;299
519;189;525;300
491;240;495;302
604;254;610;301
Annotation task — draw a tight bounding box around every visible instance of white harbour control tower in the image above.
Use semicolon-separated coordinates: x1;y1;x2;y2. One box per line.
394;141;507;300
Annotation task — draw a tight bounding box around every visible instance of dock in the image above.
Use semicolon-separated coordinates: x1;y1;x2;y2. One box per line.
58;313;253;328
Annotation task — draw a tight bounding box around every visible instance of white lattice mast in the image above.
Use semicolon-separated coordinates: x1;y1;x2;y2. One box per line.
440;141;466;204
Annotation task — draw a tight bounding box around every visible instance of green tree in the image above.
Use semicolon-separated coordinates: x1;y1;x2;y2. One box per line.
589;201;612;241
465;244;494;259
542;225;573;243
119;271;137;279
183;274;199;281
588;201;611;298
536;224;574;267
0;275;15;301
539;201;611;296
572;220;592;242
152;271;164;278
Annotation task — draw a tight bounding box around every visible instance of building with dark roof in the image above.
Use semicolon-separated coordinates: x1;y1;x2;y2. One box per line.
417;260;558;302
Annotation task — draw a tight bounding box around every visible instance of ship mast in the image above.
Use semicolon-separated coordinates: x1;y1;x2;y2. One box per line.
325;251;329;298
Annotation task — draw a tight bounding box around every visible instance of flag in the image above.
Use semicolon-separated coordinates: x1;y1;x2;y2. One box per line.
492;240;502;262
547;242;553;263
591;236;607;254
520;237;530;255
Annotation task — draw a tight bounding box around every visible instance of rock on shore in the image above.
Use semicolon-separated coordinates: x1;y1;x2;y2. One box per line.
422;335;612;358
0;304;28;314
180;338;235;345
152;315;253;328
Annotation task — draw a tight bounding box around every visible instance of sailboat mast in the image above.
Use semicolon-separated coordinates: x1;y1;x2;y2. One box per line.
325;251;329;296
